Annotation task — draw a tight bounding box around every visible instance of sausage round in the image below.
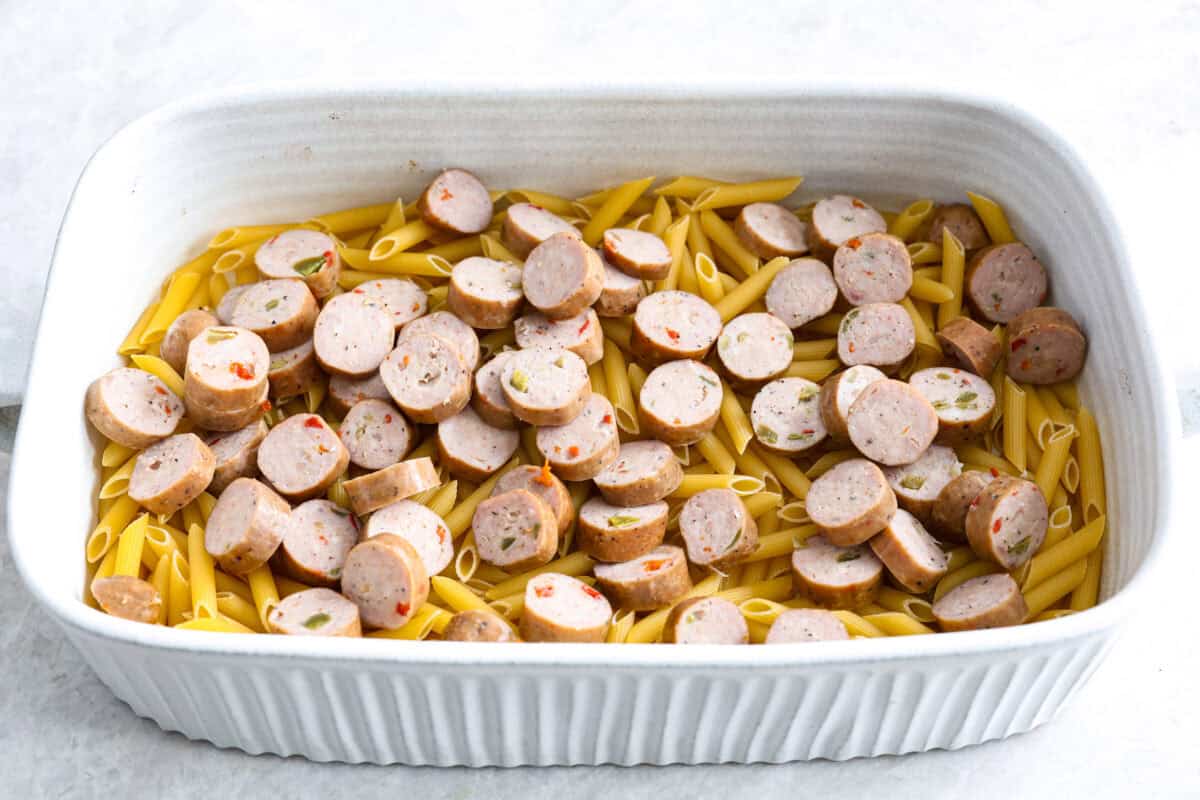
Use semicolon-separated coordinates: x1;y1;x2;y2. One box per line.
909;367;996;442
679;488;758;570
502;203;581;259
832;232;913;305
472;489;559;572
936;316;1002;377
183;326;270;411
791;534;883;610
380;333;472;424
927;203;989;252
806;458;898;546
204;477;290;575
184;382;268;433
364;498;454;577
492;464;573;536
716;312;794;389
576;497;669;563
882;444;963;521
395;310;481;372
965;243;1048;323
520;573;612;643
764;257;838;329
596;253;647;317
201;419;268;494
930;470;991;542
514;309;604;365
257;413;349;502
215;284;250;325
418;168;493;235
663;597;748;644
735;202;808;259
637;359;723;446
592;439;683;507
341;533;430;629
1006;307;1087;385
327;371;390;417
765;609;850;643
933;573;1027;632
160;309;219;374
522;232;604;320
846;379;939;466
869;508;950;593
267;339;323;400
837;303;915;371
601;228;672;280
128;433;215;516
806;195;886;262
339;398;414;470
535;393;620;481
447;256;524;329
442;609;517;642
592;545;691;611
91;575;162;624
255;229;341;299
965;475;1048;569
352;278;428;331
750;377;827;454
277;499;360;585
472;351;518;429
267;587;362;636
85;367;184;449
500;347;590;426
228;278;318;352
312;292;394;378
819;365;887;441
437;405;520;481
342;457;440;515
630;290;721;364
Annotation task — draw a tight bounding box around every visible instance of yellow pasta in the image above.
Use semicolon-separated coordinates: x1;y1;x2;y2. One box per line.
887;199;934;242
875;587;935;623
790;338;836;360
670;472;764;498
785;359;841;382
934;560;1001;602
174;615;254;634
862;612;934;636
1002;377;1028;473
713;256;790;322
340;248;452;278
425;480;459;520
627;362;648;399
117;301;162;356
582;176;656;245
307;202;393;235
139;272;204;345
655;214;692;292
749;443;811;500
166;551;190;626
899;297;942;357
908;276;955;304
831;610;885;638
368;604;452;640
245;565;280;630
966;191;1016;244
1022;515;1105;591
587;360;607;398
805;449;858;479
935;228;966;329
1051;380;1081;410
217;591;266;632
1034;425;1075;501
1069;547;1104;611
113;514;149;577
1022;559;1088;620
695;431;736;475
98;454;136;499
742;492;783;521
601;338;638;433
605;609;637;644
128;354;185;398
1021;383;1055;448
699;210;759;277
1075;407;1106;524
908;241;942;266
654;175;728;198
444;457;520;538
87;495;139;563
599;317;633;352
694;252;725;304
719;380;755;454
693;176;803;210
187;523;218;620
507;188;575;216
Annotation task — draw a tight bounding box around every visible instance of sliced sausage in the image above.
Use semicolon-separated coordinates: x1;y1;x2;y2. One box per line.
806;195;886;262
663;597;748;644
160;309;219;374
328;371;390;417
267;339;322;400
735;202;808;259
596;254;647;317
204;477;290;575
593;545;690;611
85;367;183;449
502;202;581;259
418;168;493;235
601;228;672;280
442;609;517;642
869;508;950;593
492;464;574;536
1007;307;1087;385
514;308;604;365
128;433;215;516
846;379;939;466
806;458;898;547
257;413;349;501
930;470;991;542
791;534;883;609
630;290;721;364
750;377;827;453
255;229;341;299
936;317;1002;377
909;367;996;442
396;310;481;372
184;326;270;412
716;312;794;389
216;284;250;325
91;575;162;624
819;365;887;441
576;497;668;563
473;489;558;572
933;573;1027;632
184;383;268;433
520;573;612;643
228;278;318;352
312;292;394;378
472;351;518;429
833;232;913;305
837;303;915;371
637;359;722;446
522;232;604;320
965;475;1048;569
965;243;1049;323
277;499;359;585
342;457;440;515
380;333;472;423
764;257;838;329
437;405;520;481
535;393;620;481
201;419;268;494
882;444;963;521
341;533;430;629
364;498;453;577
339;398;414;470
267;587;362;636
592;439;682;506
499;347;590;426
765;608;850;643
352;278;427;331
447;256;524;329
679;488;758;570
927;203;989;251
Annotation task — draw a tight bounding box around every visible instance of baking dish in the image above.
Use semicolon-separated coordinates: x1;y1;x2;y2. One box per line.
9;84;1177;765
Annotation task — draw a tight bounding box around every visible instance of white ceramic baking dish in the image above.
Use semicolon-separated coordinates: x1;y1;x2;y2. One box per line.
9;84;1178;765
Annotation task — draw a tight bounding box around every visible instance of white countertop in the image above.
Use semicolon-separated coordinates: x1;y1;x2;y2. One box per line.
3;0;1198;795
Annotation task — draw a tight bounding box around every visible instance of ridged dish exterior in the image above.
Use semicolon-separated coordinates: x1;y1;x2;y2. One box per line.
10;85;1177;765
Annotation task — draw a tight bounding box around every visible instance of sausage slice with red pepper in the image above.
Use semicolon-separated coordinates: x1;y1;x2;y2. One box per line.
365;499;454;578
277;499;360;586
418;168;493;235
593;544;691;610
86;367;184;449
535;393;620;481
341;533;430;630
128;432;215;516
204;477;290;575
520;573;612;643
631;290;722;365
257;413;349;502
255;230;342;299
679;488;758;570
964;475;1048;569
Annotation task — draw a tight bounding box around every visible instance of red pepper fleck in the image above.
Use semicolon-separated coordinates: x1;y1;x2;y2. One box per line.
643;559;666;573
154;386;167;396
990;467;1000;478
317;534;328;545
229;361;255;380
534;584;554;598
992;518;1002;533
567;445;580;458
402;354;411;367
665;327;681;341
969;495;982;508
846;237;862;250
848;342;856;353
581;585;602;600
436;526;447;543
261;400;272;412
347;514;360;532
534;460;555;487
353;288;365;294
801;428;814;435
439;187;453;202
323;250;334;266
529;204;543;211
578;317;591;335
851;199;866;209
317;444;331;454
384;414;393;424
602;414;613;425
304;416;324;430
411;302;420;312
1010;338;1027;352
395;601;410;616
376;282;383;289
161;401;173;414
1019;358;1032;371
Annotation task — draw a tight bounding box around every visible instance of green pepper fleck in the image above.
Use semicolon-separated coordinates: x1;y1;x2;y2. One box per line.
607;514;640;528
293;256;326;276
900;475;926;490
509;369;530;392
836;550;862;563
302;612;331;629
265;298;280;311
500;537;516;551
205;329;238;344
755;425;778;444
1008;536;1032;557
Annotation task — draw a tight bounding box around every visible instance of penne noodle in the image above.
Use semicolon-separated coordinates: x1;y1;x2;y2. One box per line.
217;591;266;632
785;359;841;382
1051;380;1081;410
208;223;295;251
805;449;858;479
339;247;452;278
245;565;280;630
588;360;607;399
908;276;955;304
187;523;218;620
862;612;935;636
1022;559;1088;620
113;514;150;577
1022;515;1105;591
934;560;1001;602
369;604;452;640
699;210;759;277
907;241;942;266
876;587;936;623
1022;383;1056;448
1034;425;1075;501
166;551;191;626
669;474;764;498
117;301;161;356
695;431;737;475
627;362;648;400
935;228;966;329
601;338;638;433
749;443;812;499
966;191;1016;245
307;203;393;235
692;177;803;211
719;380;755;454
887;199;934;242
98;455;136;499
831;610;886;638
174;615;254;634
1002;378;1028;473
1075;407;1106;524
507;189;575;216
646;196;673;237
480;233;522;265
899;297;942;357
792;338;837;360
655;214;692;292
654;175;729;198
713;257;790;322
582;176;656;245
140;272;204;345
1069;547;1104;611
87;495;139;563
128;354;186;398
599;317;633;352
694;252;725;304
